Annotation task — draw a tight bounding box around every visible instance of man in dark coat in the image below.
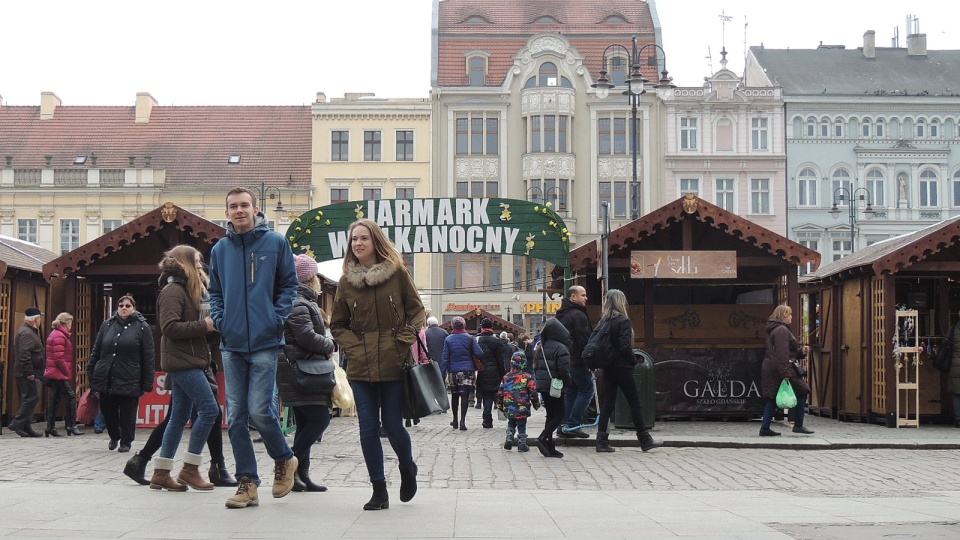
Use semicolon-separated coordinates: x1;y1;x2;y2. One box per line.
476;318;507;428
424;316;448;365
554;286;594;439
11;307;45;437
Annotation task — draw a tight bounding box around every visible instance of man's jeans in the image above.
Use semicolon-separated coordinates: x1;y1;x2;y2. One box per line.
12;377;40;427
160;368;220;459
222;349;293;485
561;365;595;429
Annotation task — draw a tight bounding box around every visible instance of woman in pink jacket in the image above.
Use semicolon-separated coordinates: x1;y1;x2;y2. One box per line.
44;312;84;437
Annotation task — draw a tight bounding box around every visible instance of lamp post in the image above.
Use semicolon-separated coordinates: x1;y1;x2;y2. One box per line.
592;36;673;220
829;187;874;254
249;181;285;214
506;305;512;326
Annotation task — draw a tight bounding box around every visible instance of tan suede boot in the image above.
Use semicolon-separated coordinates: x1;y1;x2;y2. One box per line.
177;452;214;491
225;476;259;508
150;458;188;492
272;456;298;498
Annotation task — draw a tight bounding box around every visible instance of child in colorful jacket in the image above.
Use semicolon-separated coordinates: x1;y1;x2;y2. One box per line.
495;351;541;452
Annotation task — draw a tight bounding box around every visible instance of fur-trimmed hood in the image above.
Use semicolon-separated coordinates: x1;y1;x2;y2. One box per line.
158;256;188;288
345;260;400;289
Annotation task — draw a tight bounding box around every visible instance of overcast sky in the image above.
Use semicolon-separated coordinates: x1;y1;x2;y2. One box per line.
2;0;957;106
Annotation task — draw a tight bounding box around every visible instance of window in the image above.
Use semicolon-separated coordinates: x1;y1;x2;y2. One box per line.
396;187;414;199
931;119;940;138
953;170;960;207
330;188;349;203
820;118;830;137
456;113;499;155
102;219;123;234
331;131;349;161
363;131;381;161
363;188;382;201
866;170;885;207
876;118;885;137
679;178;700;197
528;179;567;210
396;130;414;161
832;170;852;204
599;181;628;218
834;117;844;138
715;179;735;211
60;219;80;255
797;168;818;207
750;178;771;214
609;54;627;86
799;240;818;275
680;117;698;150
468;56;486;86
539;62;558;87
444;253;502;291
916;119;926;138
751;118;769;150
806;118;816;137
832;240;852;261
919;170;938;207
528;115;570;153
403;253;415;274
17;219;37;243
460;181;498;198
862;119;871;137
513;256;548;293
598;116;627;155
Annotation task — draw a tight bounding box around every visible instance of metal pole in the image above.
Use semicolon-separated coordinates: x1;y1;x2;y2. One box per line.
849;200;856;254
601;201;610;295
630;37;640;220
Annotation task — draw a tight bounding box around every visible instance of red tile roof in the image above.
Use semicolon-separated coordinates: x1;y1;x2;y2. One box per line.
436;0;659;86
0;105;312;188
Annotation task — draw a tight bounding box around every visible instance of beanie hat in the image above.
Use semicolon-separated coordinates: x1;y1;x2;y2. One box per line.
481;318;493;329
452;316;466;330
294;254;317;283
510;351;527;370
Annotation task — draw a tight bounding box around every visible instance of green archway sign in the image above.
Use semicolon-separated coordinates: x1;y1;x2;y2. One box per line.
286;198;571;267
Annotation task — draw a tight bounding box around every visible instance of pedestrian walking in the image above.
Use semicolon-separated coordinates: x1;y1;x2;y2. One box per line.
476;318;508;429
555;285;594;439
11;307;45;437
440;316;483;431
759;304;813;437
43;312;83;437
496;351;540;452
532;317;571;458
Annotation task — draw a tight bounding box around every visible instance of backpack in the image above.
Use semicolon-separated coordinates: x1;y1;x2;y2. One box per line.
581;321;614;370
933;323;956;373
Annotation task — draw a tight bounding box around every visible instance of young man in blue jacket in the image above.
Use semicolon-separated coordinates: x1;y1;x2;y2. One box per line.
209;187;300;509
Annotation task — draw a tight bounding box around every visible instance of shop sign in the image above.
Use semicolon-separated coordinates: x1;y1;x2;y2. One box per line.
648;347;765;413
630;251;737;279
445;303;500;311
287;198;571;267
523;301;561;314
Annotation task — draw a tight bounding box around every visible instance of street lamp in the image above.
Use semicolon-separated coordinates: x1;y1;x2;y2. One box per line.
249;181;285;214
829;187;874;254
592;36;674;220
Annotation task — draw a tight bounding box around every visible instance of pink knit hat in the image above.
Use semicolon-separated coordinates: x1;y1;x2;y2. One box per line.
294;254;317;283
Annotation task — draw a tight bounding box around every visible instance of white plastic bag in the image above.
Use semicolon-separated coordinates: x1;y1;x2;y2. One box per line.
332;366;354;409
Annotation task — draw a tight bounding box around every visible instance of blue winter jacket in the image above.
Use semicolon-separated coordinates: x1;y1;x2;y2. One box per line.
440;329;482;379
209;213;299;353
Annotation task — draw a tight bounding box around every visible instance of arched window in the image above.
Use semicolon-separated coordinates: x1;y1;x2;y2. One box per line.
464;15;489;24
797;168;818;206
917;118;927;138
866;169;885;207
604;15;627;23
834;117;844;138
806;118;816;138
539;62;558;87
952;170;960;206
533;15;559;24
876;118;885;137
861;117;872;137
931;119;940;138
832;169;852;204
820;118;830;137
919;170;938;207
468;56;486;86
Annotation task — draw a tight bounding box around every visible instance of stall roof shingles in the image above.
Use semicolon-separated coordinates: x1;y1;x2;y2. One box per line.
804;216;960;280
0;105;311;188
436;0;658;87
0;235;57;274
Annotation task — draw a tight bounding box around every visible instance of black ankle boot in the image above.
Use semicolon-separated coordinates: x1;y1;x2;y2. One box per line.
596;431;615;453
292;471;308;492
209;461;238;487
297;457;327;492
638;430;661;452
123;453;151;486
399;462;418;502
363;480;389;510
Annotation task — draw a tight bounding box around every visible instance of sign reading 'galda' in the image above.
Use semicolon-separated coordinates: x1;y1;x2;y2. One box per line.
630;251;737;279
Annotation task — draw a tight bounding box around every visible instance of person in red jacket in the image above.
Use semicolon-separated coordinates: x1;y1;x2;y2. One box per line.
44;312;84;437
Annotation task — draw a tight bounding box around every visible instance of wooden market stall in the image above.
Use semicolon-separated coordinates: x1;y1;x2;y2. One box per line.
800;215;960;427
0;236;56;426
566;195;820;417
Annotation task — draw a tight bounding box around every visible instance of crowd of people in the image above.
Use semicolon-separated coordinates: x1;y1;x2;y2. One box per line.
8;185;825;511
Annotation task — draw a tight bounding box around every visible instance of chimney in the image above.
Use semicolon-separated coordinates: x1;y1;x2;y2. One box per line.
40;91;61;120
907;33;927;57
315;92;327;103
135;92;158;123
863;30;876;59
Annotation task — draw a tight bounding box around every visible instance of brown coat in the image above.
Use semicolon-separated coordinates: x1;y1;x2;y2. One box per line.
330;260;425;383
760;319;810;400
157;272;211;373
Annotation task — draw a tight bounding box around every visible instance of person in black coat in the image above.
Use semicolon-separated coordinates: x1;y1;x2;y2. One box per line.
554;286;594;439
594;289;659;453
88;295;155;452
532;317;571;458
277;255;338;492
476;318;507;429
424;317;448;365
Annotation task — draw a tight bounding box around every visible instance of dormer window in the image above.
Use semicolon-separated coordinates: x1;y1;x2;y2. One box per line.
228;155;241;164
468;56;486;86
73;155;87;165
464;15;489;24
604;15;627;23
533;16;559;24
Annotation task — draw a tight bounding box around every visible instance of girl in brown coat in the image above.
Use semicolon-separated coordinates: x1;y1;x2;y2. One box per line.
759;304;812;436
330;219;425;511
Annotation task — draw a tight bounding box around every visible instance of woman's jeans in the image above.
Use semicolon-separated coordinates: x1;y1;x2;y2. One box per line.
350;380;413;482
160;369;220;459
562;365;595;429
140;392;226;463
46;379;78;429
761;390;808;430
597;366;648;434
292;405;331;460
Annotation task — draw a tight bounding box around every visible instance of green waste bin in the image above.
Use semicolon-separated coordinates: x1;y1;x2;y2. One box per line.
613;349;656;430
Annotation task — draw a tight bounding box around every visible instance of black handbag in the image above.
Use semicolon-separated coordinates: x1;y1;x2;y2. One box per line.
289;357;337;393
933;324;956;373
402;334;450;420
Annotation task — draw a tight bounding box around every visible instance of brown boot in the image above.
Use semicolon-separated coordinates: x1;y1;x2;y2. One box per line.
177;453;214;491
226;476;259;508
272;456;298;498
149;458;187;492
